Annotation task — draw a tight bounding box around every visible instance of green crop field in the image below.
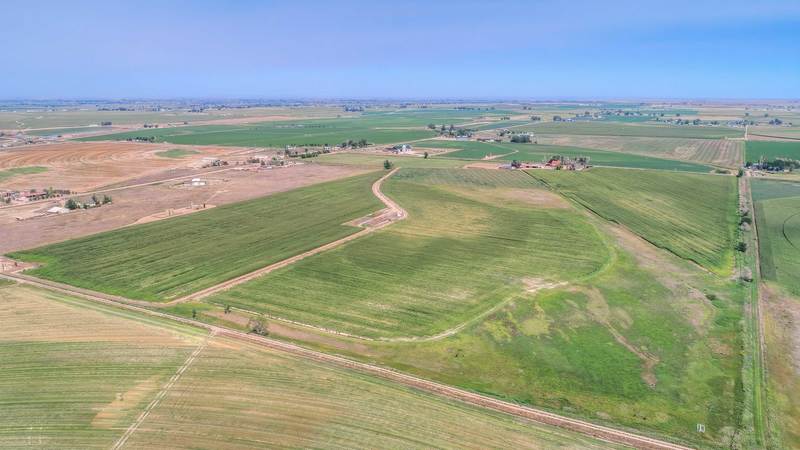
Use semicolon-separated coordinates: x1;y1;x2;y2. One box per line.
0;284;618;449
745;141;800;163
516;121;744;139
473;120;530;130
749;126;800;140
361;108;518;127
24;126;113;136
419;140;713;172
190;168;746;447
0;166;48;182
391;167;543;188
531;168;738;274
0;284;204;449
206;169;609;338
77;117;438;148
155;148;200;158
537;135;743;167
9;172;384;301
358;240;745;448
317;152;469;168
751;179;800;294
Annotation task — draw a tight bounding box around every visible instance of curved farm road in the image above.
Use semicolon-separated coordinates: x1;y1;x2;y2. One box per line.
1;272;693;450
164;167;406;305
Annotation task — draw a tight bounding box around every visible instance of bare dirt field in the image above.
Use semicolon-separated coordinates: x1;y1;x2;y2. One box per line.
0;163;367;253
0;141;252;192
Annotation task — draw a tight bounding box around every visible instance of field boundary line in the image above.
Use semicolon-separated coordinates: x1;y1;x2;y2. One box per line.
1;272;693;450
111;331;215;450
163;167;406;304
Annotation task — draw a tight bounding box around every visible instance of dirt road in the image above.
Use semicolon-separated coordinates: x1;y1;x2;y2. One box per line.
0;271;692;450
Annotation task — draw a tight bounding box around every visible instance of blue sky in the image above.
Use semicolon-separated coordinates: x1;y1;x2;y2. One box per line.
2;0;799;99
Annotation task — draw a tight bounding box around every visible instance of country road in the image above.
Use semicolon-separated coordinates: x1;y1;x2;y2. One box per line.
0;270;693;450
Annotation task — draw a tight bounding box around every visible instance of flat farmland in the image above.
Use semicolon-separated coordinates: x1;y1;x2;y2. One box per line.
418;140;713;172
78;117;438;148
537;135;743;167
0;284;617;449
749;126;800;140
0;141;240;191
351;223;746;449
0;106;344;130
751;179;800;294
317;152;469;168
517;121;744;139
745;141;800;163
207;169;609;338
0;283;204;449
206;189;748;448
0;164;367;254
9;172;384;301
531;168;738;274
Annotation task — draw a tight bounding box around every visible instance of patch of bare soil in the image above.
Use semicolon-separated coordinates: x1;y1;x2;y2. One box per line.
501;188;571;209
133;204;216;225
0;164;367;253
0;141;245;192
91;376;160;429
464;162;502;169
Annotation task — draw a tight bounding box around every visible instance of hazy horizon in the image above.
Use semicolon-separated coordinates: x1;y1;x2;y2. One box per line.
3;0;799;99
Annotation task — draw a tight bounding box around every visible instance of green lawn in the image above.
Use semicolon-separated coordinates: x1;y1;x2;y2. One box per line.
155;148;200;158
77;117;438;148
516;121;744;139
9;172;384;301
531;168;739;274
420;140;713;172
0;166;48;182
206;169;609;338
751;179;800;294
745;141;800;164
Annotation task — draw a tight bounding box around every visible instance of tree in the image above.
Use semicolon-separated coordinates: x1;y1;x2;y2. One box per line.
91;194;100;205
736;242;747;252
192;308;197;319
65;198;79;210
383;159;393;170
224;304;231;314
424;152;429;159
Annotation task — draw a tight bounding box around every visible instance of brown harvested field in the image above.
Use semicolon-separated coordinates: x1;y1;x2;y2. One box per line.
0;163;367;253
537;134;744;167
762;283;800;448
0;141;250;192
